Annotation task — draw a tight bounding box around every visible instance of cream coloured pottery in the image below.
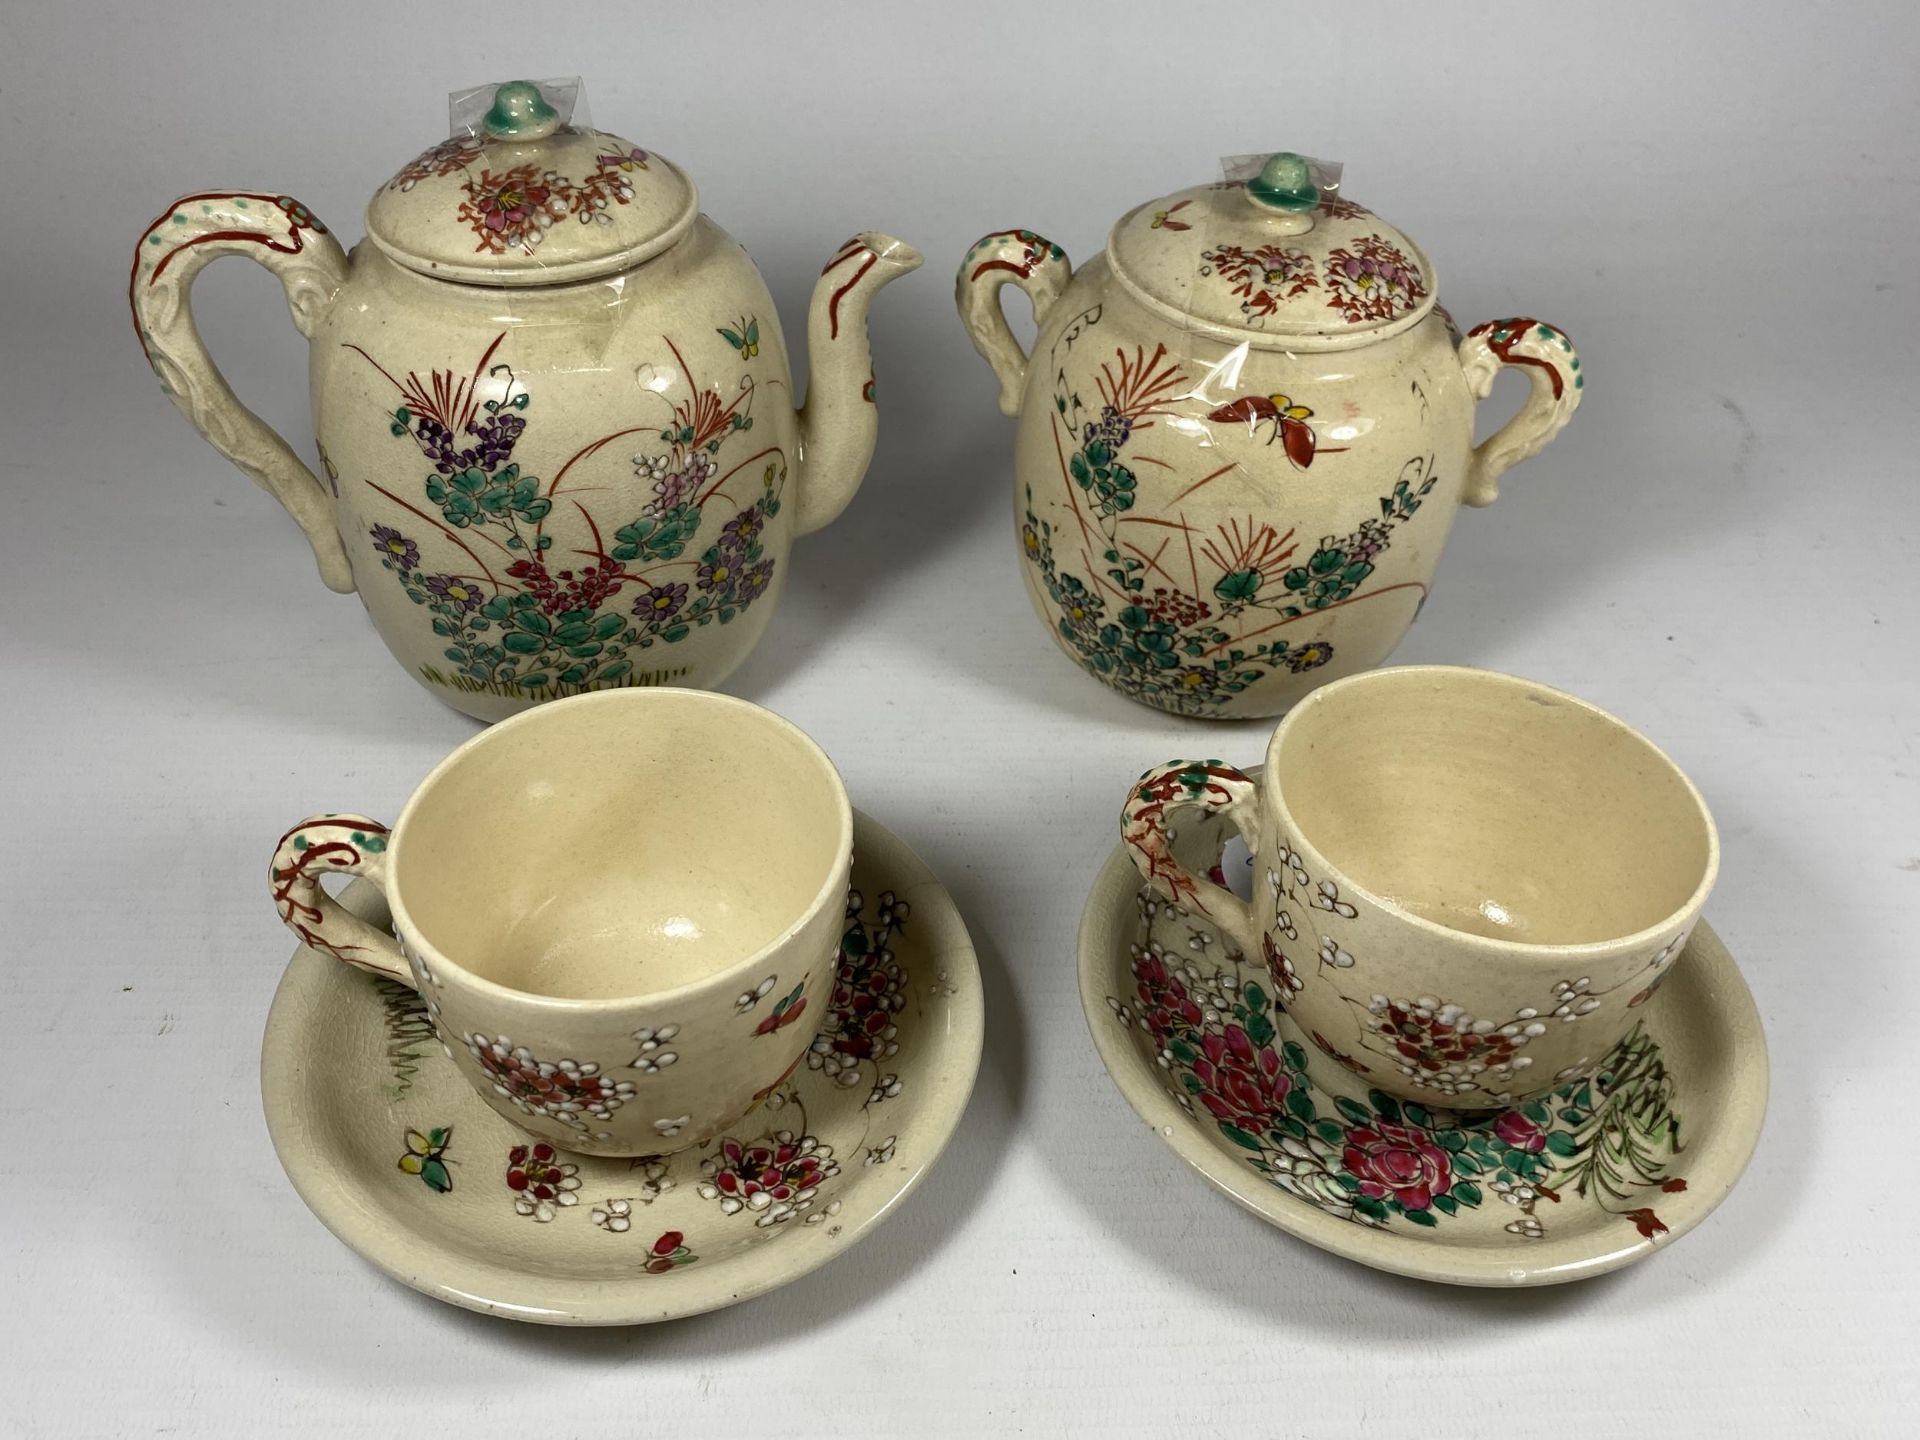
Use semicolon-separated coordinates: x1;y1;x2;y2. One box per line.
958;153;1582;718
266;688;853;1158
1080;783;1767;1286
133;79;920;720
1123;667;1719;1109
263;808;984;1324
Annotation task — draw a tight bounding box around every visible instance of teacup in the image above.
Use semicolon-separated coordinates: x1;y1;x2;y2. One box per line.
268;688;852;1157
1122;666;1718;1108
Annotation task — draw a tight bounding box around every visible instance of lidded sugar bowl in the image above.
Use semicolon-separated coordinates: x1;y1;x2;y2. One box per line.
133;79;921;720
957;152;1581;718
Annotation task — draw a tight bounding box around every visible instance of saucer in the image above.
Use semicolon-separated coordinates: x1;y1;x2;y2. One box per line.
263;809;983;1325
1077;799;1768;1287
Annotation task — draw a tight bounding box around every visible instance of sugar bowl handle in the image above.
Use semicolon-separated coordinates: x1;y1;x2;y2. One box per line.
131;193;354;591
1457;318;1584;507
1122;761;1263;956
268;815;410;983
955;230;1072;416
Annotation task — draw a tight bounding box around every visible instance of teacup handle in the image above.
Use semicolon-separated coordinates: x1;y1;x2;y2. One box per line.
955;229;1072;416
1457;317;1584;507
268;815;410;983
1122;761;1263;955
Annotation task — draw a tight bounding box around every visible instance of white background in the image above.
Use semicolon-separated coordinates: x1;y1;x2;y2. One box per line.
3;2;1916;1433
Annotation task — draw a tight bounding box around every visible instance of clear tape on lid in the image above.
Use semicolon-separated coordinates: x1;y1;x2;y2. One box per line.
447;76;589;140
367;77;695;286
1161;154;1344;451
1216;152;1344;203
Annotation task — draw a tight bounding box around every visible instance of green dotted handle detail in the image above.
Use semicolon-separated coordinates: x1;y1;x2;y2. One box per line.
955;229;1073;417
269;814;410;982
1122;761;1264;956
1457;318;1584;506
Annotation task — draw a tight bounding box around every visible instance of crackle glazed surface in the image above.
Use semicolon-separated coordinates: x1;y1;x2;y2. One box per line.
1122;668;1721;1111
131;83;919;721
957;159;1582;719
1079;793;1767;1286
266;689;856;1158
263;810;985;1325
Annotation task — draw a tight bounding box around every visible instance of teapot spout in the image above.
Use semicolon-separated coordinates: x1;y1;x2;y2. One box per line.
794;233;923;536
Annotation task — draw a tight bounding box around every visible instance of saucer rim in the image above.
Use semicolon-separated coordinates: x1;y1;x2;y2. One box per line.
262;807;985;1326
1077;840;1770;1288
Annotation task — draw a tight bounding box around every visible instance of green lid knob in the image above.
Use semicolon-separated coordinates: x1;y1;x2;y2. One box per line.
483;81;561;141
1247;152;1319;213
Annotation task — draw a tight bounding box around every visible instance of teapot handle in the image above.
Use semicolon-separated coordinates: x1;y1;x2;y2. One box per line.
1456;318;1584;507
131;193;355;592
955;230;1073;417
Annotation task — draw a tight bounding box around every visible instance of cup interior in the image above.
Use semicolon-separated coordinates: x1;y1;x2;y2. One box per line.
1271;669;1715;946
392;692;849;1000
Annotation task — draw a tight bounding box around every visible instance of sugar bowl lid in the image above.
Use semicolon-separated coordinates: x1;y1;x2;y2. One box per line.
1107;152;1437;347
365;80;699;287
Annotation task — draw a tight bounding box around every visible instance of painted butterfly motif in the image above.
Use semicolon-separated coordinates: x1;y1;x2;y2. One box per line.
398;1126;454;1193
1149;199;1193;231
718;316;760;359
1207;394;1318;470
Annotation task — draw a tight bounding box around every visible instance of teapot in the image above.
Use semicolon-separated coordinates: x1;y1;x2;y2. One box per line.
132;79;920;721
957;152;1580;719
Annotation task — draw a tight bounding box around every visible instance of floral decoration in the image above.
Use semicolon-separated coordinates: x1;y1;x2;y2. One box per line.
1322;233;1428;324
1022;320;1448;715
628;1024;681;1073
463;1032;634;1134
1197;242;1319;324
1262;934;1305;997
1110;939;1686;1240
505;1142;581;1222
376;878;933;1263
1259;827;1649;1103
735;975;777;1013
434;134;650;256
808;889;910;1089
347;329;781;705
592;1198;634;1232
641;1231;698;1272
697;1132;841;1227
385;135;486;192
588;1160;677;1235
1357;994;1548;1099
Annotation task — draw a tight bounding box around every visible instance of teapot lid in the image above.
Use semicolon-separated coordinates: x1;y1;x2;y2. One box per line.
365;79;698;287
1107;152;1437;348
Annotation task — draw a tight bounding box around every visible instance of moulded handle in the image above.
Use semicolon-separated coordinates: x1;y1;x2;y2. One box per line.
1121;760;1263;956
131;192;355;591
1457;317;1584;507
955;229;1073;416
268;814;410;983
